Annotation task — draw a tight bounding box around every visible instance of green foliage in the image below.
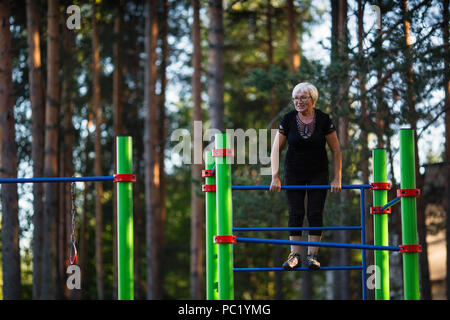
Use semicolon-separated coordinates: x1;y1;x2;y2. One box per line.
3;0;447;300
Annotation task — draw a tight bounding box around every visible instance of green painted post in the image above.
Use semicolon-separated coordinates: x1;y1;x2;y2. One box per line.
116;136;134;300
372;149;390;300
399;129;420;300
214;133;234;300
205;150;219;300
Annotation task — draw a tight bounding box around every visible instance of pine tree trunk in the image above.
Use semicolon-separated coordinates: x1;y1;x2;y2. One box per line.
190;0;204;299
92;0;105;299
0;0;22;300
157;0;168;299
286;0;300;73
208;0;225;132
356;0;375;299
26;0;46;300
264;0;284;299
42;0;60;299
442;0;450;301
374;0;385;148
62;24;76;299
57;142;66;299
330;0;349;299
401;0;431;300
145;0;162;299
112;3;124;300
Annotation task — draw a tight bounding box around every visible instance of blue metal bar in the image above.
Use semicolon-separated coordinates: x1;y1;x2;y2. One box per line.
0;176;115;184
232;184;371;191
360;187;367;300
235;237;400;251
380;197;401;211
233;226;363;232
234;266;364;272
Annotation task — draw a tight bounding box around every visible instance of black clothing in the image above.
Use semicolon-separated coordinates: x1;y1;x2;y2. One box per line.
278;108;336;236
279;109;336;177
284;170;328;236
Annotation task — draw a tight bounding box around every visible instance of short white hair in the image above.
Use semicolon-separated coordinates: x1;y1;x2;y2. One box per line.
292;82;318;106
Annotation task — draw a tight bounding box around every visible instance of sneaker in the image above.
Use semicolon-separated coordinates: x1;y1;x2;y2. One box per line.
282;252;301;270
306;254;320;269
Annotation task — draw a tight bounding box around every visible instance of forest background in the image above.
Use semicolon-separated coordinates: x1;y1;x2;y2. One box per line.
0;0;449;300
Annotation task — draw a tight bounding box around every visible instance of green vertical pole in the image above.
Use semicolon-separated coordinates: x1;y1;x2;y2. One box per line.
116;136;134;300
372;148;390;300
214;133;234;300
205;150;219;300
399;129;420;300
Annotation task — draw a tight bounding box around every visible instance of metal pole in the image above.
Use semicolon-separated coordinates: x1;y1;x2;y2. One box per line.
231;184;371;190
116;136;134;300
399;129;420;300
214;133;234;300
235;237;399;251
372;148;390;299
360;188;367;300
205;151;219;300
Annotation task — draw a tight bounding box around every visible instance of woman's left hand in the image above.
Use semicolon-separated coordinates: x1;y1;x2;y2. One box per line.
330;178;342;193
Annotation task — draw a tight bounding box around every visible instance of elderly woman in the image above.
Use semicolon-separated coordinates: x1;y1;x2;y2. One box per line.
270;82;342;270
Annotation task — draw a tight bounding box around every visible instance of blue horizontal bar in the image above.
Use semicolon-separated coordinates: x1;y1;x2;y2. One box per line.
232;184;370;190
234;266;364;272
380;197;401;211
0;176;115;183
233;226;363;232
235;237;399;251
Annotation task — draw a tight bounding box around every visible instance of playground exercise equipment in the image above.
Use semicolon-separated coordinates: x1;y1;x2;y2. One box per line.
0;136;135;300
203;129;421;300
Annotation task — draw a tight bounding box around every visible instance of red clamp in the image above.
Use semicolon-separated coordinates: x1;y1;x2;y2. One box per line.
399;244;422;253
397;189;420;197
370;182;391;190
113;174;136;182
214;235;237;244
69;243;77;265
202;169;215;178
370;206;391;214
212;148;234;157
202;184;216;192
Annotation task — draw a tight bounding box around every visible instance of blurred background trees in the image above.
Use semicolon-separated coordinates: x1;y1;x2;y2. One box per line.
0;0;449;300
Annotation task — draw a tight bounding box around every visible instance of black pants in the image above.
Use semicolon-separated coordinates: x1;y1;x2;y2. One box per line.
284;169;328;236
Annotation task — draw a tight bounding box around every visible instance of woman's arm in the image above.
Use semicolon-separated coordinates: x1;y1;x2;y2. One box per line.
270;132;287;192
325;131;342;193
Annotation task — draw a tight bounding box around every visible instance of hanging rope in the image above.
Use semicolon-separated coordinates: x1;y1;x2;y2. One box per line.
69;181;78;265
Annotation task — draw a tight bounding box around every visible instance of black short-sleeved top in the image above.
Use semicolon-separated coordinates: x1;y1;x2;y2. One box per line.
278;109;336;176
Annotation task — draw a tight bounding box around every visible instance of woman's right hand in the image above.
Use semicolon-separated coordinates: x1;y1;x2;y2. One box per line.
270;176;282;192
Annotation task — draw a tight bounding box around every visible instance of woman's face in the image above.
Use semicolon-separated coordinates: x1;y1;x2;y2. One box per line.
293;90;313;113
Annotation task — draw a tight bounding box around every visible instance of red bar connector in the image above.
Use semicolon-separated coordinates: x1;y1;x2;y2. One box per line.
399;244;422;253
214;235;237;244
202;184;216;192
370;182;391;190
397;189;420;197
202;169;215;178
212;148;234;157
370;206;392;214
113;174;136;182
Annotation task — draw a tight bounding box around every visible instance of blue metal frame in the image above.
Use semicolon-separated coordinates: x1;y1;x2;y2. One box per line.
234;237;399;251
234;266;364;272
0;176;114;183
232;184;375;300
